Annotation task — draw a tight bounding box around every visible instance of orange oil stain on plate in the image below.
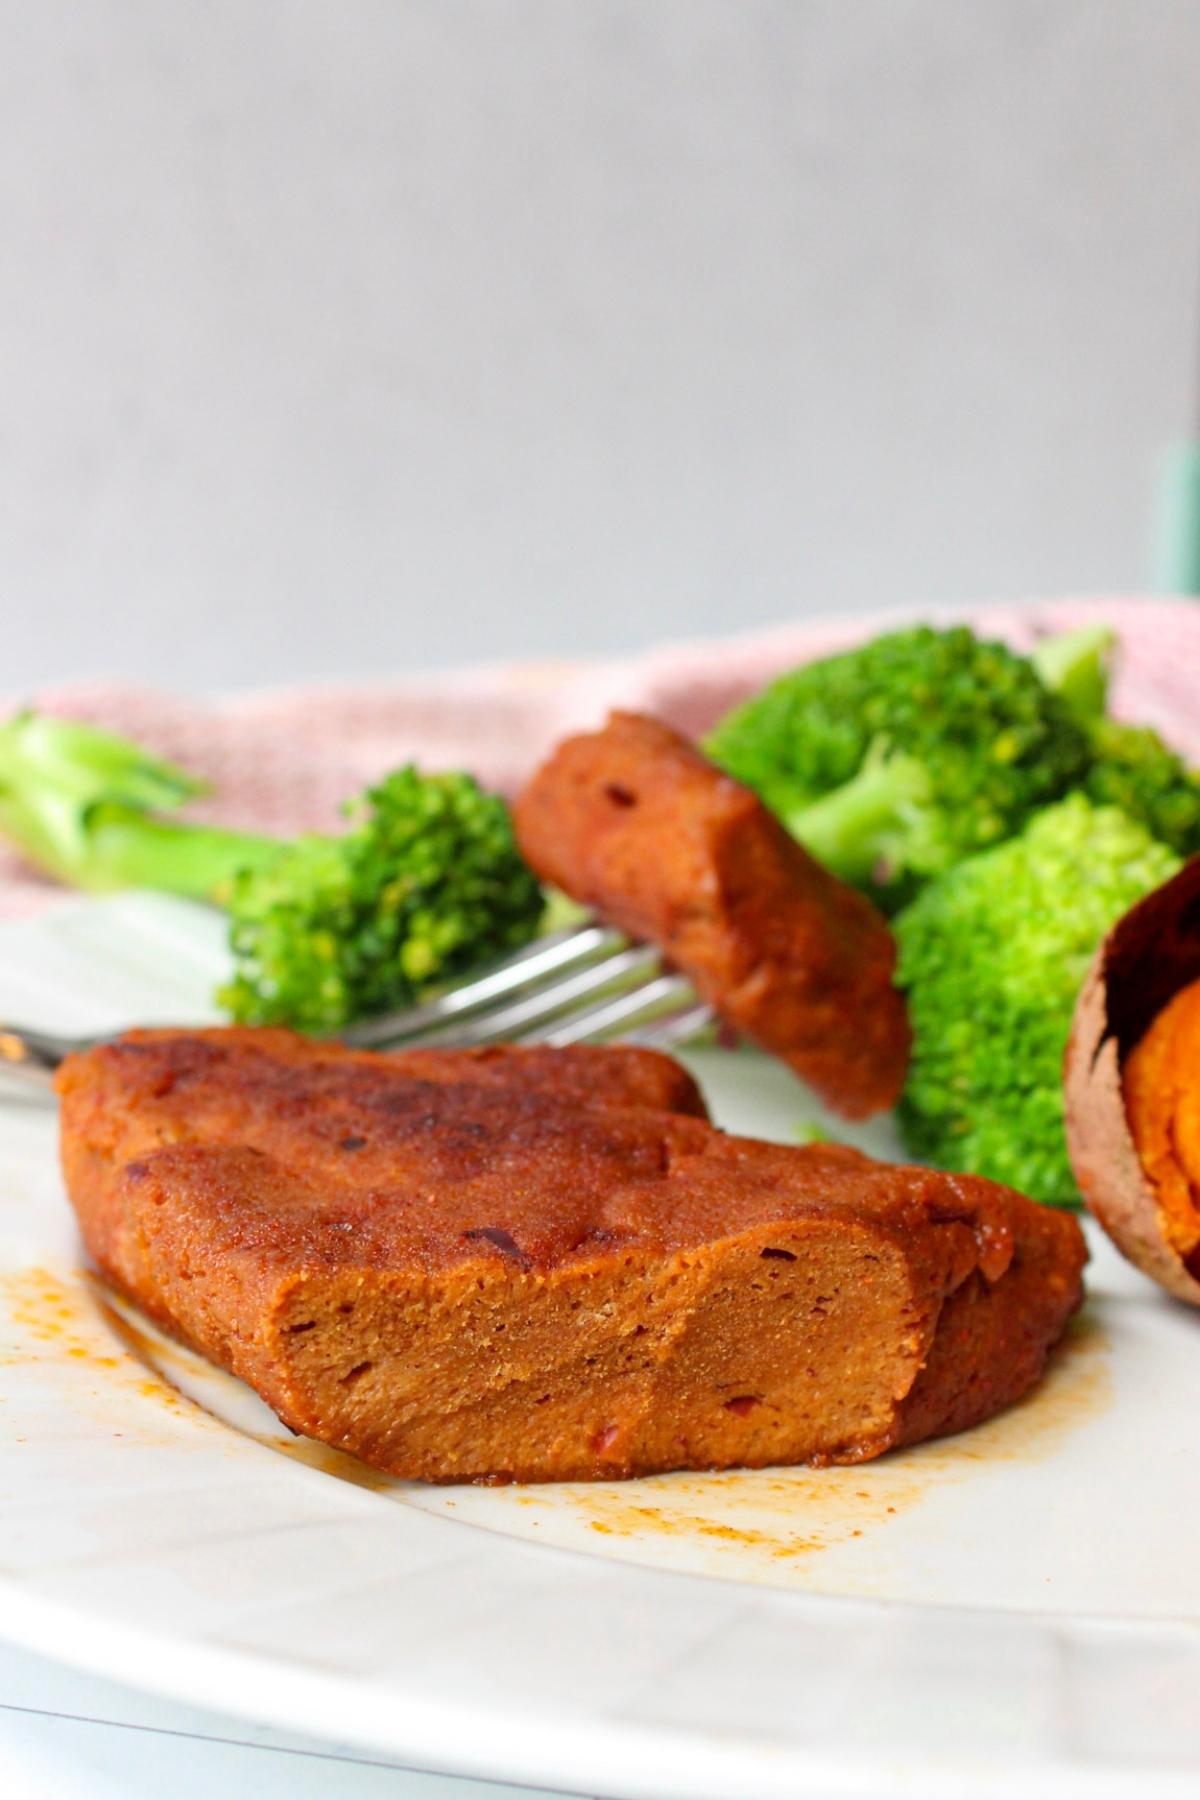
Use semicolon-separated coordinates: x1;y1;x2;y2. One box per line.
90;1288;199;1411
905;1310;1112;1473
0;1264;199;1424
583;1501;824;1561
572;1464;920;1563
0;1265;121;1371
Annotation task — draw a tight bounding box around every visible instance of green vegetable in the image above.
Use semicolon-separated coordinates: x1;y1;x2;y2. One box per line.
1027;622;1116;723
705;625;1092;910
219;768;544;1032
1080;717;1200;858
894;794;1181;1206
792;1120;833;1146
0;710;277;898
1028;624;1200;856
0;711;544;1033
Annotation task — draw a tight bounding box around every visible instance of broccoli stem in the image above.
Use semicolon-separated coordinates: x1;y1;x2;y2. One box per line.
0;791;281;900
0;711;282;900
67;808;282;900
1029;624;1115;722
0;710;207;810
782;748;931;886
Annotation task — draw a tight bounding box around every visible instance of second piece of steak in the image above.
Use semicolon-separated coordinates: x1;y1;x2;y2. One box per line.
514;710;910;1117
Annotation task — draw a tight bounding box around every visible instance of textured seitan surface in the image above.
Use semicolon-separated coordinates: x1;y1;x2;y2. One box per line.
512;711;910;1118
367;1040;710;1121
57;1028;1086;1484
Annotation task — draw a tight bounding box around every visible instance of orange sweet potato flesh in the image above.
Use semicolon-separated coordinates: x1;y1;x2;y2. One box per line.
1123;978;1200;1262
513;711;910;1118
1065;858;1200;1303
57;1027;1084;1484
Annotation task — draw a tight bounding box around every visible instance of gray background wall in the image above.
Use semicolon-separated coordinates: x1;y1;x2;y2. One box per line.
3;1;1198;692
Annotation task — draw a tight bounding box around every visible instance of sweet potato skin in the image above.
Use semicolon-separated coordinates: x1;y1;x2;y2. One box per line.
513;711;910;1118
1065;858;1200;1305
1123;982;1200;1260
58;1028;1084;1483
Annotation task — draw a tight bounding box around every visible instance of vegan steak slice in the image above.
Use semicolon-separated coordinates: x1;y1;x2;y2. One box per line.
57;1028;1085;1484
512;710;910;1118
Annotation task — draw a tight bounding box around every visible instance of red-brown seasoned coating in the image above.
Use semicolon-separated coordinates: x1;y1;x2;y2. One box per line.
379;1040;709;1121
512;711;910;1118
57;1028;1085;1484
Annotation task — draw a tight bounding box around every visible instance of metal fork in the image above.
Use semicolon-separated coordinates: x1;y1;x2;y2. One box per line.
0;924;715;1090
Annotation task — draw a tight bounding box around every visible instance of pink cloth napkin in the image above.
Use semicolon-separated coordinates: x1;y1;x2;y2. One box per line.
3;596;1197;920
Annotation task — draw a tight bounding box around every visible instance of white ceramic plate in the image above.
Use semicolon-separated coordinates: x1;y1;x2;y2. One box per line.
2;892;1199;1799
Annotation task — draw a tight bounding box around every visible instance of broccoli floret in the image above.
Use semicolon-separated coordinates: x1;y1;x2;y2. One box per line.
219;768;543;1032
1081;717;1200;857
0;712;543;1032
705;625;1092;910
894;794;1181;1205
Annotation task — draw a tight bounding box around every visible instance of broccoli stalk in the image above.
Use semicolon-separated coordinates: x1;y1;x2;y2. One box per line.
777;743;933;890
0;710;279;899
36;809;282;902
1028;622;1116;722
0;711;544;1033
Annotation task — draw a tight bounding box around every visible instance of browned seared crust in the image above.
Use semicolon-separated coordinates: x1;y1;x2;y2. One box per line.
512;711;910;1118
378;1040;709;1120
57;1028;1085;1484
1065;858;1200;1304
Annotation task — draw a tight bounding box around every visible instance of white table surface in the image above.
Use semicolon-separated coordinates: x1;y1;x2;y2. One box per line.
0;1641;584;1800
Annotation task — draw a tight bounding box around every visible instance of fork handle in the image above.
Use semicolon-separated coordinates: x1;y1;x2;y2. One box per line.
0;1026;71;1089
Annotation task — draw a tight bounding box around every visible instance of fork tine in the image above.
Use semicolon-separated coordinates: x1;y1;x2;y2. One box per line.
375;942;664;1050
340;923;625;1047
622;1000;716;1052
534;972;698;1047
